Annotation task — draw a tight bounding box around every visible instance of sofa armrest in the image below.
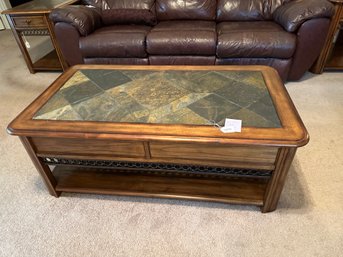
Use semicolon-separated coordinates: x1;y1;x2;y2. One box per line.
273;0;334;32
50;5;101;36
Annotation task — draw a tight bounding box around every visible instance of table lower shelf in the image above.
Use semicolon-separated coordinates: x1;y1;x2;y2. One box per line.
53;166;268;206
324;44;343;70
32;50;62;71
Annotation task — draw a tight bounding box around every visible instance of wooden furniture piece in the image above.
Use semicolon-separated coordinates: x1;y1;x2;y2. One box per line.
312;0;343;73
7;65;309;213
2;0;77;73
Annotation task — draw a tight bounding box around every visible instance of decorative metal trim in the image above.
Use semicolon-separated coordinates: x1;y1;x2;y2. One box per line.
21;29;49;36
42;157;272;179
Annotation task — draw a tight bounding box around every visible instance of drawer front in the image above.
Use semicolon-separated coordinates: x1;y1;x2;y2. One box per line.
150;142;278;165
30;137;145;158
12;16;46;28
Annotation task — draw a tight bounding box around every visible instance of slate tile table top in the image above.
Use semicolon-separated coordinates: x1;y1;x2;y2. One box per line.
7;65;309;213
34;67;281;128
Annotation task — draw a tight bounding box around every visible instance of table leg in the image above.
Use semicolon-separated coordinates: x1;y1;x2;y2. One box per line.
262;147;297;213
19;136;60;197
45;14;68;71
6;15;35;74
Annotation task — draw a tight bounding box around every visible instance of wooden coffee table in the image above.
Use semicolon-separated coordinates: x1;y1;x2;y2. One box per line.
7;65;309;213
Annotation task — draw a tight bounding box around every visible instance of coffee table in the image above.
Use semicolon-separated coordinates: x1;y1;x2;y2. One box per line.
7;65;309;212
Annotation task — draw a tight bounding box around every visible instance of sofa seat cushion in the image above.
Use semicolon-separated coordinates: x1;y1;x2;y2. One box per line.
84;58;149;65
80;25;151;58
147;21;216;55
216;58;292;82
149;56;215;65
217;21;296;58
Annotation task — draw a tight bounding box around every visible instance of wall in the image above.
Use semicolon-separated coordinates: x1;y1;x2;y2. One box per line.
0;0;11;29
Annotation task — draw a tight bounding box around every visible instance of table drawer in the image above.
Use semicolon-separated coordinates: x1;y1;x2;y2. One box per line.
12;15;46;28
30;137;145;158
150;142;278;165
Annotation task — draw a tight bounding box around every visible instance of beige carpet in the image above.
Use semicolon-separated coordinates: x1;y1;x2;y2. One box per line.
0;30;342;257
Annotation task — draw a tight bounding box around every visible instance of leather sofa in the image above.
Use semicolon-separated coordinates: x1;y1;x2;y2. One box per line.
50;0;334;81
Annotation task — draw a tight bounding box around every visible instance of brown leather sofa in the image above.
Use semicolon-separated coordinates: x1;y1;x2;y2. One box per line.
50;0;334;81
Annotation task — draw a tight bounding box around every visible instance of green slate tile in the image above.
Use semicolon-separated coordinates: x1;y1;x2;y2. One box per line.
107;93;147;121
158;107;210;125
61;71;90;89
247;94;281;127
179;72;232;93
121;73;190;109
215;71;266;89
81;70;132;90
130;115;149;123
72;92;146;122
164;70;210;81
34;92;69;117
188;94;241;123
158;75;200;93
229;108;278;128
121;70;157;80
142;92;209;123
71;93;118;121
61;80;103;104
34;105;82;121
214;79;267;108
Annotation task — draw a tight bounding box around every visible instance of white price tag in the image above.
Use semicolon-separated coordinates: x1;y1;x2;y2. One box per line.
220;118;242;133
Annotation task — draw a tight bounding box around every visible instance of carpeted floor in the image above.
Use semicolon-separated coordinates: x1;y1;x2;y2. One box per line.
0;30;342;257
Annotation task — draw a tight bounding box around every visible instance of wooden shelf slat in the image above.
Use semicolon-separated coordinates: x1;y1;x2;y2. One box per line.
54;166;267;206
32;49;62;70
325;44;343;68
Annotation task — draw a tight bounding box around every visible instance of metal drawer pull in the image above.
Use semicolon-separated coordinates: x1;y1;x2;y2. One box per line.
26;19;31;24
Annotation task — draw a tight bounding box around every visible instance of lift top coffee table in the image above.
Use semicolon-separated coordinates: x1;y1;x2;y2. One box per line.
7;65;309;212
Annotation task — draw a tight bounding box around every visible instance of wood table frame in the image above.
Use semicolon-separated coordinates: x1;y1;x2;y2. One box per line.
2;0;77;73
312;0;343;73
7;65;309;213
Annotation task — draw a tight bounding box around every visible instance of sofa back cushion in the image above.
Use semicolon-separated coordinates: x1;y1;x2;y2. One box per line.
216;0;292;21
83;0;154;9
156;0;216;21
82;0;157;25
